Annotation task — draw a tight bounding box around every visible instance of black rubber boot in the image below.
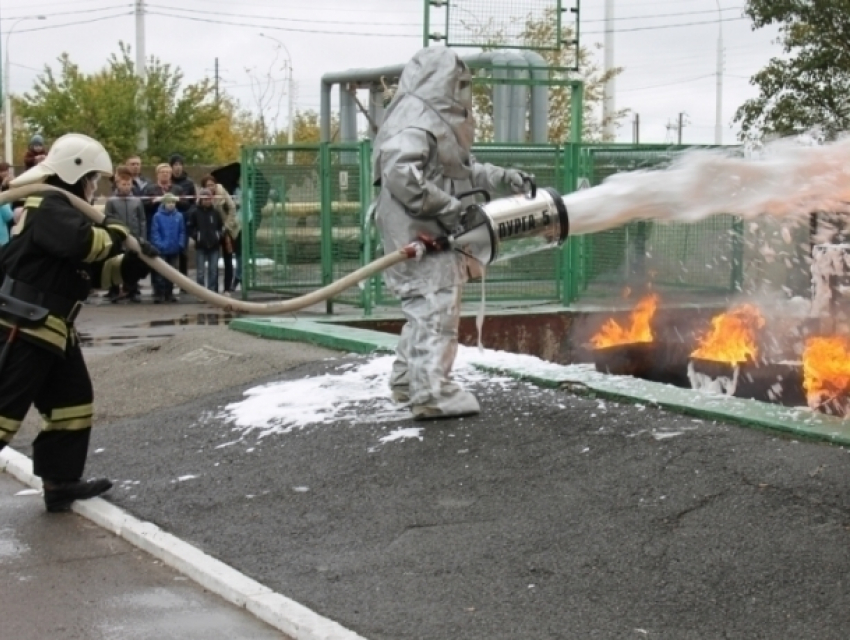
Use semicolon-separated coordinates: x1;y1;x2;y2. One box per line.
43;478;113;513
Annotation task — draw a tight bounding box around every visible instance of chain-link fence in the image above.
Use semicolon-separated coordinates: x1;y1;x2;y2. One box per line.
241;141;743;314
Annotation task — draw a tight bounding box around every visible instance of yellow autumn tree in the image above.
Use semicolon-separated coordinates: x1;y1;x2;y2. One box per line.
194;97;263;164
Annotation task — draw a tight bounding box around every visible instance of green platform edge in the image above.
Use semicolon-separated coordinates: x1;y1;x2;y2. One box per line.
230;317;850;447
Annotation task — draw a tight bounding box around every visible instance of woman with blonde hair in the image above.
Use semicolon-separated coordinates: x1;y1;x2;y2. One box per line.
200;174;241;293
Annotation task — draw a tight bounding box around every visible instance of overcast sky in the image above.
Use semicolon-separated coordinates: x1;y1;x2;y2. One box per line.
0;0;782;145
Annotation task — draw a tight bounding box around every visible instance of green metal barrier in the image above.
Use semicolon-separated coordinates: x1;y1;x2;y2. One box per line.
240;141;743;313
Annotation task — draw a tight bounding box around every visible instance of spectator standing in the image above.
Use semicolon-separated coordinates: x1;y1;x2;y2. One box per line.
169;154;196;279
104;165;147;303
200;174;239;293
0;163;12;242
0;162;13;192
0;202;15;245
22;135;47;170
141;163;178;241
186;189;223;292
150;193;185;303
124;155;148;196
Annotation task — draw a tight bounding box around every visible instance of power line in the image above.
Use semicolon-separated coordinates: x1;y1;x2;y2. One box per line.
1;0;113;9
6;11;133;34
1;5;131;21
146;4;414;26
144;9;753;38
582;6;744;23
191;0;418;11
148;2;746;27
144;10;420;36
620;73;715;93
585;15;749;35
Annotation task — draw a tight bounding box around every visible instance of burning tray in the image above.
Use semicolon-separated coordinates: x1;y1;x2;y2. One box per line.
593;342;693;388
689;358;806;407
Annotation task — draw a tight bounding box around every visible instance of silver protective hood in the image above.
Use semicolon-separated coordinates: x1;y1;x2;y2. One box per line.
372;47;475;182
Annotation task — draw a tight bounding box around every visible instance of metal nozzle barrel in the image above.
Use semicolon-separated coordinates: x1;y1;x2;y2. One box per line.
451;186;569;266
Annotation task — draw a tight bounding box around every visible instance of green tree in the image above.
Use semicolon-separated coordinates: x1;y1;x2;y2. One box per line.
466;9;627;143
734;0;850;141
16;42;223;164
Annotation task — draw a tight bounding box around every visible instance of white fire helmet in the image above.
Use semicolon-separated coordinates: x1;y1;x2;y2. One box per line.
10;133;113;187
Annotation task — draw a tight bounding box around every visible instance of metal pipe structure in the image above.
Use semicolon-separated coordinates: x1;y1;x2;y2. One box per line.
338;83;358;163
367;86;385;141
319;52;531;144
519;50;550;144
507;54;529;143
492;51;511;142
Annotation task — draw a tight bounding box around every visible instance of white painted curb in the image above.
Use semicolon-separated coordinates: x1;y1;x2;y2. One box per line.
1;447;369;640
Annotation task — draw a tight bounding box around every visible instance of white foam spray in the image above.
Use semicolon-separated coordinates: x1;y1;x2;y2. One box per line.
563;138;850;237
687;361;740;396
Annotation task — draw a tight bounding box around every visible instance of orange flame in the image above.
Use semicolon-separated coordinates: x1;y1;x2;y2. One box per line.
690;304;765;364
590;294;658;349
803;336;850;411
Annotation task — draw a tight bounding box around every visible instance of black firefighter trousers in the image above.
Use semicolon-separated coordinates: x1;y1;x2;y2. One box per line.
0;333;94;481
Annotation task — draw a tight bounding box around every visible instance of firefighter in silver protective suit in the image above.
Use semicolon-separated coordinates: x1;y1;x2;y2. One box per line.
372;47;530;420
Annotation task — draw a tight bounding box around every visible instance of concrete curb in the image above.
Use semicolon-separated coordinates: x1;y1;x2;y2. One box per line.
230;318;850;447
0;447;369;640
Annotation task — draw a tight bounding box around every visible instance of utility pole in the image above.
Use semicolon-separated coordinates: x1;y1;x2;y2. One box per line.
665;114;687;145
632;113;640;144
602;0;616;141
714;0;724;145
214;57;220;103
135;0;148;152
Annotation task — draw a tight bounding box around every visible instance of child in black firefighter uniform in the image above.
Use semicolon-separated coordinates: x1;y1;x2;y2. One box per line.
0;133;157;512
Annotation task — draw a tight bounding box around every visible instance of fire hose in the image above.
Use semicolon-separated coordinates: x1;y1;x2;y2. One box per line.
0;179;571;315
0;184;425;315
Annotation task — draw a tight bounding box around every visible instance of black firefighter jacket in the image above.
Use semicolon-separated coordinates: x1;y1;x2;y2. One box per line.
0;191;144;354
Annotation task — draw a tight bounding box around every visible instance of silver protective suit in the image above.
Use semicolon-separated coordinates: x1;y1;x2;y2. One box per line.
372;46;521;419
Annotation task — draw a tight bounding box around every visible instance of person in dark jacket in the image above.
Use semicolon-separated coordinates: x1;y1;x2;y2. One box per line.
104;165;147;302
22;134;47;170
0;132;157;512
186;188;223;292
169;154;196;279
150;193;185;303
124;155;148;196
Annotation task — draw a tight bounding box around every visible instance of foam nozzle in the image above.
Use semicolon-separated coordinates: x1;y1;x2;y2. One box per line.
451;187;569;265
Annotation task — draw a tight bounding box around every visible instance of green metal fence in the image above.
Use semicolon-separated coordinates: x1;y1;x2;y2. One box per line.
570;144;744;301
241;141;744;314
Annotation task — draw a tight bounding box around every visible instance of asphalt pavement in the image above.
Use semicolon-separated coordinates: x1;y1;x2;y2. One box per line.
69;355;850;640
5;299;850;639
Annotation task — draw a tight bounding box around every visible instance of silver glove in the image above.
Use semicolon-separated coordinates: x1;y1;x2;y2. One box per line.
503;169;533;194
